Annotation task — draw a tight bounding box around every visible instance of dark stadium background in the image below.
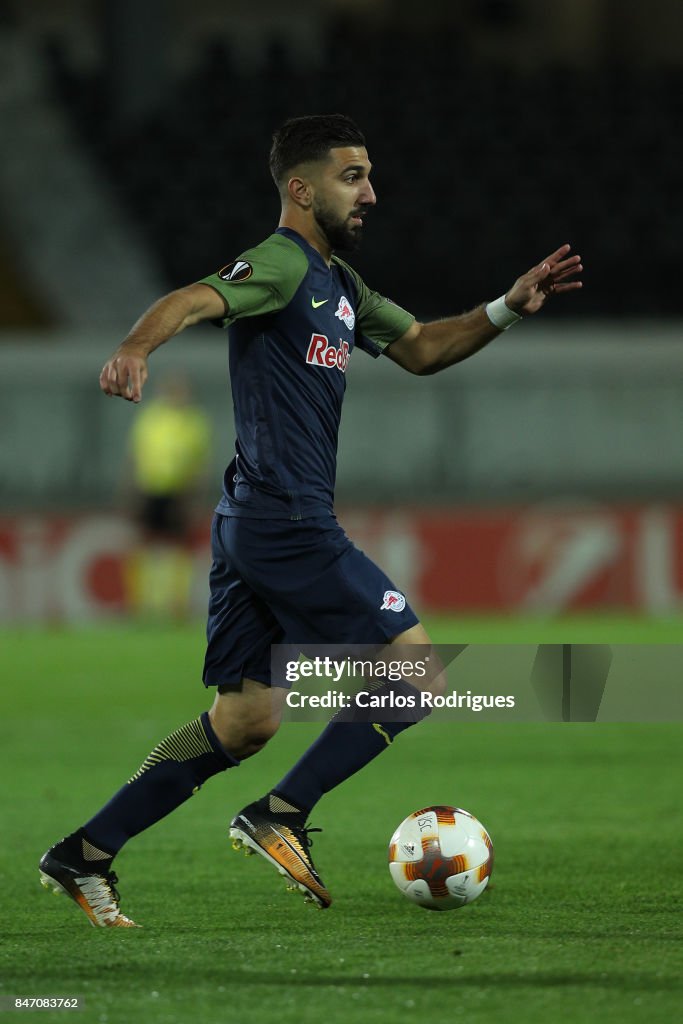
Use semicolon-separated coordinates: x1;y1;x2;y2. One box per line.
8;0;681;319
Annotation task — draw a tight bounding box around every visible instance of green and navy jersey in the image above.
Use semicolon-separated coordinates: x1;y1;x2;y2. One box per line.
200;227;414;519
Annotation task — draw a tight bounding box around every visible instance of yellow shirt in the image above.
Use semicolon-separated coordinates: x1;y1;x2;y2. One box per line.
130;401;211;495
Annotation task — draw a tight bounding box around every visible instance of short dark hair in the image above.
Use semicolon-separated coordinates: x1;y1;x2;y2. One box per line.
269;114;366;188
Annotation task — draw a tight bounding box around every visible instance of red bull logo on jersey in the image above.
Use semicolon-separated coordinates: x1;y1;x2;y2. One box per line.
306;333;351;373
381;590;406;612
334;295;356;330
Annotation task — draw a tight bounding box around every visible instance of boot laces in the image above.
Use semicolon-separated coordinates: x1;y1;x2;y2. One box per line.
75;870;121;918
290;823;322;852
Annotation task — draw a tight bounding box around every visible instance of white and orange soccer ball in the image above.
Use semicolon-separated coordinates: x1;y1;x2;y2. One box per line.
388;806;494;911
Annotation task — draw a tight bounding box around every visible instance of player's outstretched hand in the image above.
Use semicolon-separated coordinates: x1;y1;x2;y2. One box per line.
99;348;148;403
505;244;583;316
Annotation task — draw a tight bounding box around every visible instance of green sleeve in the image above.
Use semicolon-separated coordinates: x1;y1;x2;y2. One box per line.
198;233;309;326
333;257;415;351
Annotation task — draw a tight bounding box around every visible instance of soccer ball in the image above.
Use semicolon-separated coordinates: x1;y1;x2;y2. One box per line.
388;805;493;911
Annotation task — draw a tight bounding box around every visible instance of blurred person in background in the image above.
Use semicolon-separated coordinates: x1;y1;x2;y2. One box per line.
125;371;211;619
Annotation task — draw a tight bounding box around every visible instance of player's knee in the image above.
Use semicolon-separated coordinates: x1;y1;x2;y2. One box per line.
243;714;281;754
236;734;273;759
425;667;448;700
215;713;281;760
209;681;284;757
407;667;447;701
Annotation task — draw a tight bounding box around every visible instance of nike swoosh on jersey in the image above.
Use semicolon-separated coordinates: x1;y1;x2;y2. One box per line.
311;298;329;308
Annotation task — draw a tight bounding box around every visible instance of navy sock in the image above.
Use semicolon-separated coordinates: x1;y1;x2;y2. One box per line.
273;679;430;814
50;830;117;876
81;712;238;856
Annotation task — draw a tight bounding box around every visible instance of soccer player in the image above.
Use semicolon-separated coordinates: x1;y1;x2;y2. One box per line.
39;114;582;927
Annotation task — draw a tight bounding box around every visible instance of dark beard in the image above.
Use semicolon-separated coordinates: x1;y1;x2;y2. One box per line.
313;198;363;252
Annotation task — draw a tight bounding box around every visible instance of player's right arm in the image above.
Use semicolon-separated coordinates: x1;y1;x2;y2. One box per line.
100;283;226;403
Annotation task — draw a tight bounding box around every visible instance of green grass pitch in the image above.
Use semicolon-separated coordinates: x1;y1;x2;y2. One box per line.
1;617;682;1024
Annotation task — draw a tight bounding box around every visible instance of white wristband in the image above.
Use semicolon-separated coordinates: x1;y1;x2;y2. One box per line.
485;295;522;330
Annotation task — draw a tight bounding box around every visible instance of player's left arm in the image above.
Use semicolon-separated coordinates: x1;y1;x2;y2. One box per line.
386;244;583;376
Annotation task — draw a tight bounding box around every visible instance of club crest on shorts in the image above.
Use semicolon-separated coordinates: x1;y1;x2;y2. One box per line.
334;295;355;330
381;590;406;612
218;260;253;282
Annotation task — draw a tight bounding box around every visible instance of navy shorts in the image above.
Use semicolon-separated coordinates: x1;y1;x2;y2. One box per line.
202;513;419;689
